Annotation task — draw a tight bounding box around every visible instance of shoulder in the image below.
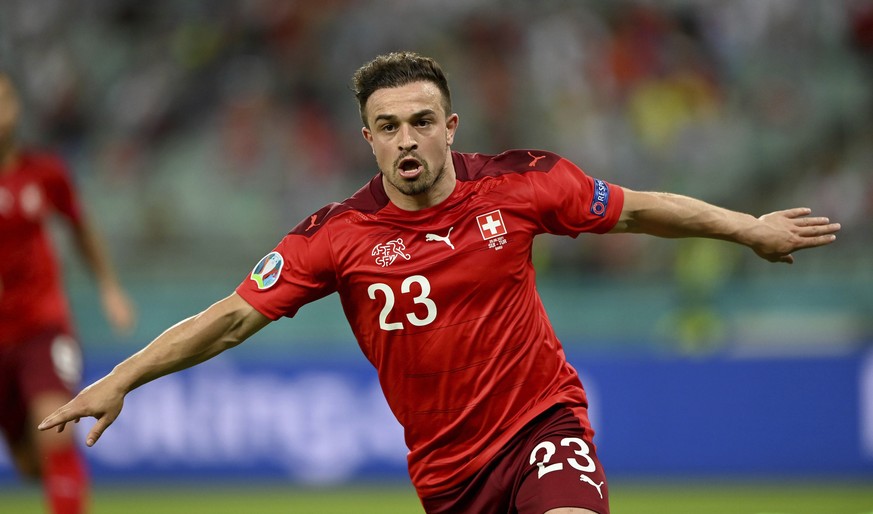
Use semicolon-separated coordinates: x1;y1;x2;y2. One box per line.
19;150;70;181
20;150;66;170
453;149;564;181
288;173;390;237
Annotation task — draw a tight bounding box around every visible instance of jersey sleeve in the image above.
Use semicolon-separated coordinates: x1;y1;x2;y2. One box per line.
529;158;624;236
43;156;84;225
235;229;338;320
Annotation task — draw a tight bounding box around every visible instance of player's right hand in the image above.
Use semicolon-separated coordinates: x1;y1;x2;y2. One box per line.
101;284;137;337
37;377;126;447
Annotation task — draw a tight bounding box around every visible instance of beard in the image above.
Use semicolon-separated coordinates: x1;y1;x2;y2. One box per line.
385;152;446;197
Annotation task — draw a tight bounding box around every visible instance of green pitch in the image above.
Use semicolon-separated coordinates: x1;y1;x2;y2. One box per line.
2;480;872;514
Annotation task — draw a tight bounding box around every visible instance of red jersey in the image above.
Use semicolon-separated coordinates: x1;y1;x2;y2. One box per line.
236;150;624;495
0;152;82;344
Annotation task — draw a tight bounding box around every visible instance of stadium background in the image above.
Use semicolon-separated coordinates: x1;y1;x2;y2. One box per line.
2;0;872;512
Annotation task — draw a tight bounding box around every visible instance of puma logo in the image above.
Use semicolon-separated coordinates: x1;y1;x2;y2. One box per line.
579;474;604;499
527;152;546;167
425;227;455;250
306;214;319;231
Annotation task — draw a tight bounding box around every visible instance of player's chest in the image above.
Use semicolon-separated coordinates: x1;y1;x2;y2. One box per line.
334;204;535;284
0;179;50;228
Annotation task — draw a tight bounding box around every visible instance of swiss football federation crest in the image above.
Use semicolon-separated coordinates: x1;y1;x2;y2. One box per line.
250;251;283;289
372;238;411;267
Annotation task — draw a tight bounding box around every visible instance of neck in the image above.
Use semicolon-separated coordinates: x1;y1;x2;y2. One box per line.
0;139;17;174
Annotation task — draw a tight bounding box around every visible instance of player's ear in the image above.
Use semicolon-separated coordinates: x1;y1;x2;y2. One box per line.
445;113;459;145
361;126;375;154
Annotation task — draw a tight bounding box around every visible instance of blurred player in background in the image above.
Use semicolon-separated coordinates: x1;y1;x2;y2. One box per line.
0;72;136;514
39;53;839;514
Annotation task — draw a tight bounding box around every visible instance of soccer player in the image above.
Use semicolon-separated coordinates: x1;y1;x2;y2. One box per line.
38;52;839;514
0;72;136;514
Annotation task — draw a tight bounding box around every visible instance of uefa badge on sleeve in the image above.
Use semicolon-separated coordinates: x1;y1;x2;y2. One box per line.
589;179;610;217
250;251;283;290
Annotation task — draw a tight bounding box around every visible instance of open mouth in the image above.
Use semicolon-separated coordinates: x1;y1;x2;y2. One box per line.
397;156;424;178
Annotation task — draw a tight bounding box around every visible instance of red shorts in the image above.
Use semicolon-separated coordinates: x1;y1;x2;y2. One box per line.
0;328;82;446
420;404;609;514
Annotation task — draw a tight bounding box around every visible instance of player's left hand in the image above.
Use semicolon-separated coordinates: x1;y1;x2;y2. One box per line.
749;207;840;263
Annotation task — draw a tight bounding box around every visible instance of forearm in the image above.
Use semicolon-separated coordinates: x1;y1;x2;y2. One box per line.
612;188;840;263
105;294;265;393
73;220;123;291
614;190;759;245
37;293;269;443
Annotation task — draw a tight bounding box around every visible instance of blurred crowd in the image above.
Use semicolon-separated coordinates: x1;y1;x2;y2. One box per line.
1;0;871;282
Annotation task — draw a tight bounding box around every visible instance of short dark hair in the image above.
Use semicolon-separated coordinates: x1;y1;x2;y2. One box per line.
352;51;452;127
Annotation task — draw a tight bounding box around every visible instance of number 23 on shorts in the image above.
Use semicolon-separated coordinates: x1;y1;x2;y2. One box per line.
529;437;596;479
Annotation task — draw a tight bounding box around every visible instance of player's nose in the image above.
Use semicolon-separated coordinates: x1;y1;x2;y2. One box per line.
397;124;418;151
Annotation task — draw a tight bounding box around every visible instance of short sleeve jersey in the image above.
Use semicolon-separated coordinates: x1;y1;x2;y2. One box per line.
236;150;624;496
0;152;83;344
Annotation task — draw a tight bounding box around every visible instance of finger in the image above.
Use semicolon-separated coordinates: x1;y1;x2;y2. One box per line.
39;412;68;431
40;409;85;432
767;254;793;264
780;207;813;219
797;221;840;234
794;216;831;227
798;234;839;249
86;415;115;447
796;224;841;238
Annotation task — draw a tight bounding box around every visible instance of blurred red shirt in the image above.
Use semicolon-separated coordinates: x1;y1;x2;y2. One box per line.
0;151;82;344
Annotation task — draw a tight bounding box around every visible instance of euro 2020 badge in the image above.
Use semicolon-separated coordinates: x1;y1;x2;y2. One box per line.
250;251;283;289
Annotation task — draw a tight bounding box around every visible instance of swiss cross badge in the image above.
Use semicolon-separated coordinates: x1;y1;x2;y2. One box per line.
476;210;508;250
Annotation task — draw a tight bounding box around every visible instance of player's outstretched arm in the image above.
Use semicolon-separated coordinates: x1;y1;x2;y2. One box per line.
38;292;270;446
610;189;840;263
